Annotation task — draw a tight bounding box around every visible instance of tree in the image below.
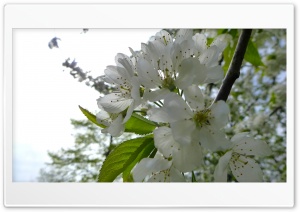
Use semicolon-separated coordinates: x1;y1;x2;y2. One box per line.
38;119;132;182
40;29;286;183
38;119;110;182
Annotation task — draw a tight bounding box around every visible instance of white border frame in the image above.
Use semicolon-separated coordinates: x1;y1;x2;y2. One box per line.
4;4;294;207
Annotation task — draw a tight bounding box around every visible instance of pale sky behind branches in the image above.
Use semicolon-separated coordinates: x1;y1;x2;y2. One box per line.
13;29;159;182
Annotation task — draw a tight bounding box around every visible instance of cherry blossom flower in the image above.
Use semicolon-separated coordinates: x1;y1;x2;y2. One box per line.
97;54;141;135
96;109;124;137
149;88;231;151
131;154;186;182
214;133;272;182
137;29;230;101
154;126;203;172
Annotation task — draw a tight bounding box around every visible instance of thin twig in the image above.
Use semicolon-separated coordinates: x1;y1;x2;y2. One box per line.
214;29;252;103
269;106;283;117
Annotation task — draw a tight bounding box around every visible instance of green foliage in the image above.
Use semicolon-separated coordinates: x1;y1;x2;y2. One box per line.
123;141;155;182
125;113;156;135
98;135;154;182
192;171;197;182
79;106;156;135
223;41;237;73
79;105;106;128
244;40;264;67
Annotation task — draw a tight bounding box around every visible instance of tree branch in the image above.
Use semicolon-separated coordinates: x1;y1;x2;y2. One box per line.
214;29;252;103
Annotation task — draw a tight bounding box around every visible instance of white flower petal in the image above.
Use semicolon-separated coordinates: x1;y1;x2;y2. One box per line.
231;132;249;142
211;34;232;52
172;142;203;172
155;30;173;45
147;166;186;182
147;171;167;182
210;100;230;129
230;156;264;182
164;93;193;122
232;134;272;157
171;43;183;70
141;43;159;70
205;65;224;83
179;39;195;59
116;57;134;78
104;66;126;85
169;167;186;182
148;40;166;58
132;157;171;182
170;120;196;146
137;58;162;88
193;33;207;53
175;58;206;89
175;29;193;44
96;110;110;126
199;45;220;67
129;47;137;57
106;114;124;137
130;76;141;102
99;93;133;113
184;85;205;110
214;150;233;182
123;101;135;123
199;127;230;151
143;88;170;102
154;127;179;158
147;108;169;123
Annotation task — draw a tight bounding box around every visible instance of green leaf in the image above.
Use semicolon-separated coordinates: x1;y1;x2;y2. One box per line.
222;40;237;73
78;105;106;128
217;29;227;35
122;141;155;182
79;106;156;135
244;40;264;67
228;29;238;39
98;135;154;182
270;92;277;106
125;113;156;135
192;171;197;182
206;38;214;46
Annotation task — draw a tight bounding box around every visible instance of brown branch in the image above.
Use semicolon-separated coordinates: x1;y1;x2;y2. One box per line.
214;29;252;103
269;106;283;117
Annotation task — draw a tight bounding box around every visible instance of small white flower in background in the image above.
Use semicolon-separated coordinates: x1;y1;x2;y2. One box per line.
251;113;267;130
269;83;286;106
214;133;272;182
149;89;231;151
131;154;186;182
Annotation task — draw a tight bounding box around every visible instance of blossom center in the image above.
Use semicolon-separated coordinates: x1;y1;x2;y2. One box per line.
193;109;211;127
162;76;176;91
159;68;176;91
232;152;248;165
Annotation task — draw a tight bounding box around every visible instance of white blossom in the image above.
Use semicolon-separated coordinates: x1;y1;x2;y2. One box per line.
97;54;142;135
96;109;124;137
154;126;203;172
131;154;186;182
137;29;230;101
149;89;231;151
214;133;272;182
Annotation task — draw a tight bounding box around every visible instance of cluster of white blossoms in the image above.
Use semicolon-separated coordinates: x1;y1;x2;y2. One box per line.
96;29;272;182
